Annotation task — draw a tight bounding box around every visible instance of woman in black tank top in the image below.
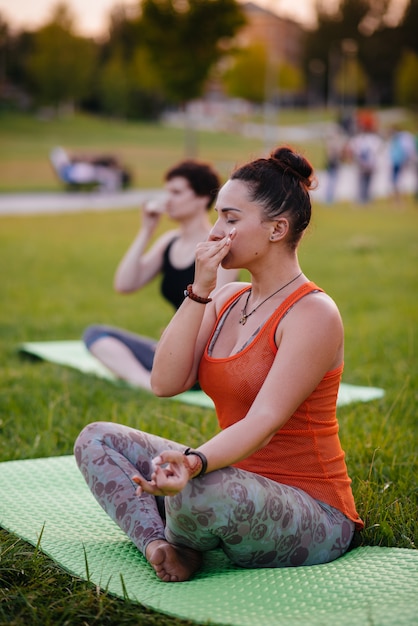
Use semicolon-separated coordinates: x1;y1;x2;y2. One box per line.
82;160;238;389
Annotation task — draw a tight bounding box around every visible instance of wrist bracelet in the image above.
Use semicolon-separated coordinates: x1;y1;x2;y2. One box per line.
184;447;208;478
184;284;212;304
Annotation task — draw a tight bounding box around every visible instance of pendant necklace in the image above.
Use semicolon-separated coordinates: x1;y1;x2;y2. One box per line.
239;272;303;325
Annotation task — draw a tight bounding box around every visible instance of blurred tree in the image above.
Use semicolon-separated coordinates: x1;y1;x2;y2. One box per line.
360;25;403;104
304;0;367;105
100;3;142;64
0;14;35;109
393;0;418;107
0;14;8;85
96;45;165;119
304;0;406;105
86;4;166;119
278;62;305;101
395;50;418;107
398;0;418;55
97;51;131;117
223;43;304;104
333;43;367;104
128;46;166;118
140;0;246;103
27;3;97;111
223;44;267;103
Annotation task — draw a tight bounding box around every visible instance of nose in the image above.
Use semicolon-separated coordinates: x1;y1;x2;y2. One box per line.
209;217;225;241
209;217;228;241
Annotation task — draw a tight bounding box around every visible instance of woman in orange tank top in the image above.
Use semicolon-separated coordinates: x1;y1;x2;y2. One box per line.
75;146;363;583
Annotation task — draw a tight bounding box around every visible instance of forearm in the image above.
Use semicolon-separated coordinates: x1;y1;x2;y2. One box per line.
114;229;154;292
151;294;212;395
196;417;273;474
152;234;235;395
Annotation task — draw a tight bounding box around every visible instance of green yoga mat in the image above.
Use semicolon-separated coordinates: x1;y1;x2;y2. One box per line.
0;456;417;626
19;340;385;409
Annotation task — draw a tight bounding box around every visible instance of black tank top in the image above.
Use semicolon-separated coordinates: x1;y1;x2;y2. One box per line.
161;238;195;309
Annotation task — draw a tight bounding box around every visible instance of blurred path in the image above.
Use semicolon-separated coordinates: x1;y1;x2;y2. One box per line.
0;189;161;216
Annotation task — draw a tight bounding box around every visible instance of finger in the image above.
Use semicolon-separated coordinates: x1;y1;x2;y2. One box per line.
227;227;237;243
133;477;161;497
154;450;183;466
195;241;229;266
207;227;236;244
132;474;156;494
208;230;236;254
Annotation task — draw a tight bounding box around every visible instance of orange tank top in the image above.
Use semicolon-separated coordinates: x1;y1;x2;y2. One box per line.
198;281;363;529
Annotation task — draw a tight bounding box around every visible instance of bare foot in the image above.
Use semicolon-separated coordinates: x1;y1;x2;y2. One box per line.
145;540;202;582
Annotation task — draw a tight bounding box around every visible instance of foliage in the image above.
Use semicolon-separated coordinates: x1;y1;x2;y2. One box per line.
139;0;246;103
0;0;245;117
223;44;267;103
395;50;418;107
223;43;304;104
2;0;417;115
89;4;166;120
333;52;367;101
278;62;305;95
304;0;409;105
27;3;97;109
399;0;418;55
97;51;131;117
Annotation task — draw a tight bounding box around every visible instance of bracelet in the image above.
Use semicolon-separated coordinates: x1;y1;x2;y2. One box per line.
184;284;212;304
184;447;208;478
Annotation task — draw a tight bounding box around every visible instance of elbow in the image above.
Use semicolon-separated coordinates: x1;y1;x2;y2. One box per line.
152;388;170;398
150;371;171;397
151;372;192;398
150;378;165;397
113;279;134;294
151;382;175;398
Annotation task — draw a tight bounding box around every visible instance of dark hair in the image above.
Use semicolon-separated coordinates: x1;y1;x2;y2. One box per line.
231;146;315;248
165;160;220;210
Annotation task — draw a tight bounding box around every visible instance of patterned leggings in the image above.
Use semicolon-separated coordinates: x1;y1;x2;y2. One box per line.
74;422;355;568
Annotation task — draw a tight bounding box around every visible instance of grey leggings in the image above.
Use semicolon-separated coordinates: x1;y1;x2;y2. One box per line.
83;324;157;371
74;422;355;569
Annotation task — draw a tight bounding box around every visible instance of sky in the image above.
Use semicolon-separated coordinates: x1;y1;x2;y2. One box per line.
0;0;319;37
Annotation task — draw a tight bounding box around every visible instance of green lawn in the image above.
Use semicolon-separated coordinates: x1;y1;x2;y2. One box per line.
0;112;417;625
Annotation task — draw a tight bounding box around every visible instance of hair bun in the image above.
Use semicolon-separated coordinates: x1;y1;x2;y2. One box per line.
270;147;314;189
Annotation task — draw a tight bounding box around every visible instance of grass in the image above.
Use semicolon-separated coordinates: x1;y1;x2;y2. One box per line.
0;112;417;625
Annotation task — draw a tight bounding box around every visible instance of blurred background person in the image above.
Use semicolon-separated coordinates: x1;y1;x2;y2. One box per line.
323;124;347;204
83;160;238;389
387;125;416;204
348;111;383;204
50;146;131;191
